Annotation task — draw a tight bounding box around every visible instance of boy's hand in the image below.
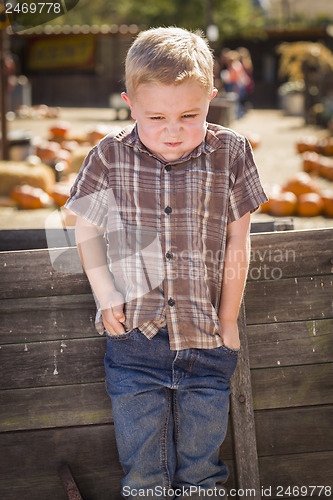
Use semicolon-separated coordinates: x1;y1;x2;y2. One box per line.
220;319;240;350
101;291;126;335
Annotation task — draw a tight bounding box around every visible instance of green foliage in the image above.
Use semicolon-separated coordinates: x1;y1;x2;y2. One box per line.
48;0;266;41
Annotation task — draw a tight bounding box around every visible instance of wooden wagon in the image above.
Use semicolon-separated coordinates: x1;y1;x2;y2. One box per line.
0;225;332;499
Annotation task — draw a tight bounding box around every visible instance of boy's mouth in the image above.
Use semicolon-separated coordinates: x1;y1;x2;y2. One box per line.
164;142;182;147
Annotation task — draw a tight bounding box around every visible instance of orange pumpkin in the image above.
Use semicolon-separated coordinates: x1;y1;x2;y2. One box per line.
258;184;279;214
318;156;333;181
87;126;109;145
35;141;62;163
50;182;71;207
296;136;319;154
318;137;333;156
282;172;320;198
297;193;324;217
61;140;79;152
10;184;53;209
49;121;70;140
301;152;320;174
321;191;333;218
268;190;297;217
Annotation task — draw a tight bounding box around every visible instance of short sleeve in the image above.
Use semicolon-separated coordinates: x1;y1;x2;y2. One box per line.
65;145;109;228
228;136;268;224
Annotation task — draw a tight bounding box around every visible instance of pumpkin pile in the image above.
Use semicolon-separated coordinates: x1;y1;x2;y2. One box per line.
261;172;333;218
296;136;333;181
261;135;333;219
0;121;111;216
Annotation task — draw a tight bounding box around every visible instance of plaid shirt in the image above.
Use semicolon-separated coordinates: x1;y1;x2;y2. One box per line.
66;122;267;350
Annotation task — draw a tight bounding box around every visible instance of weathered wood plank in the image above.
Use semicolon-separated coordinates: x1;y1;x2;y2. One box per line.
2;341;332;409
0;337;106;390
251;363;333;410
247;319;333;368
1;228;332;300
250;219;294;234
0;222;293;253
0;247;88;299
249;228;333;280
255;406;333;456
0;425;124;500
230;304;261;498
0;295;96;343
258;451;333;499
0;425;236;500
245;275;333;325
0;228;76;251
0;383;112;432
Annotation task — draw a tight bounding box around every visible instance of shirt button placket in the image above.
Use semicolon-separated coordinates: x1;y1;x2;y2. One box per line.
163;163;176;322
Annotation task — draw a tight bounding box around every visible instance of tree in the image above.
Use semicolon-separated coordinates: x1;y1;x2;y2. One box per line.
49;0;265;41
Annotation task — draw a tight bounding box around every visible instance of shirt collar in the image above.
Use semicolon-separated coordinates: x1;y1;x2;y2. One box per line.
115;122;226;164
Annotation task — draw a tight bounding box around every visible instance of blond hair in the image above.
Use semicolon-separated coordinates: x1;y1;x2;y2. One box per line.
125;27;214;98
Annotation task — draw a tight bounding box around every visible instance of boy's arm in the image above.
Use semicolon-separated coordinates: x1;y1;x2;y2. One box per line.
75;215;125;335
218;211;251;349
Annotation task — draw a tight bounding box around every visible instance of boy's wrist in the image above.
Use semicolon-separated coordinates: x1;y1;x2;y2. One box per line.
219;318;240;349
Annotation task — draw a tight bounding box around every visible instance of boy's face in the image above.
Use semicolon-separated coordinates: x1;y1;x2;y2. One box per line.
122;81;217;162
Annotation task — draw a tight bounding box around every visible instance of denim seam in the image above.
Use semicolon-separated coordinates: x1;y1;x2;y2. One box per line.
160;388;172;494
221;344;239;356
171;351;181;388
173;390;179;445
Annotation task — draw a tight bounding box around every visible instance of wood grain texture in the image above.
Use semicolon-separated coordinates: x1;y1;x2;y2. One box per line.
0;247;88;299
247;318;333;368
0;295;96;343
258;451;333;498
0;337;106;390
245;275;333;324
254;405;333;456
248;228;333;280
0;383;113;432
251;363;333;410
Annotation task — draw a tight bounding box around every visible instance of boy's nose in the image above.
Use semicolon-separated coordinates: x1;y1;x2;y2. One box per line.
167;122;181;137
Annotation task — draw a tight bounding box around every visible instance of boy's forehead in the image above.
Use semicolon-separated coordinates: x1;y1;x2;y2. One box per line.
133;80;210;104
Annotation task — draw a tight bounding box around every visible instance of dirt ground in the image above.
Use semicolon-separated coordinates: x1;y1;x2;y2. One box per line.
1;106;333;231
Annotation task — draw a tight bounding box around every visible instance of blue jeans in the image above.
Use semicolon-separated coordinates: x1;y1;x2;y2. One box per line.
104;325;238;499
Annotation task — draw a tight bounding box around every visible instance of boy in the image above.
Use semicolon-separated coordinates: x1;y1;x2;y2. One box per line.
66;27;267;499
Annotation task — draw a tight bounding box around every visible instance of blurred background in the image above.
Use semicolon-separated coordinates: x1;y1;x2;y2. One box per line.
1;0;333;231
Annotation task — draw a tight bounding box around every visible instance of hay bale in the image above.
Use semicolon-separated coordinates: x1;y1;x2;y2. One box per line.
71;145;91;173
0;161;56;196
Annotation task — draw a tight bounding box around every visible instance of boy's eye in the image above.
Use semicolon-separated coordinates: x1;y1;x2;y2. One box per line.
150;116;164;120
182;114;198;119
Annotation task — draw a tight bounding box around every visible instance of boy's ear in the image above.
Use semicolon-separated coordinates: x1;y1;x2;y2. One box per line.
210;88;218;101
121;92;136;120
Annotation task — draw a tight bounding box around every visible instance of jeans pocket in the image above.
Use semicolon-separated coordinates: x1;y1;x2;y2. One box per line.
105;327;140;341
220;344;240;356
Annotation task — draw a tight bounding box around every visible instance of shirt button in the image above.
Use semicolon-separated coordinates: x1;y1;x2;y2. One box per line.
165;165;172;172
168;298;175;307
166;251;173;260
164;206;172;214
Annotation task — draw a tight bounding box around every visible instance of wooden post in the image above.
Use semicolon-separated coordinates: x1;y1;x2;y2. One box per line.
230;302;261;499
0;24;9;160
